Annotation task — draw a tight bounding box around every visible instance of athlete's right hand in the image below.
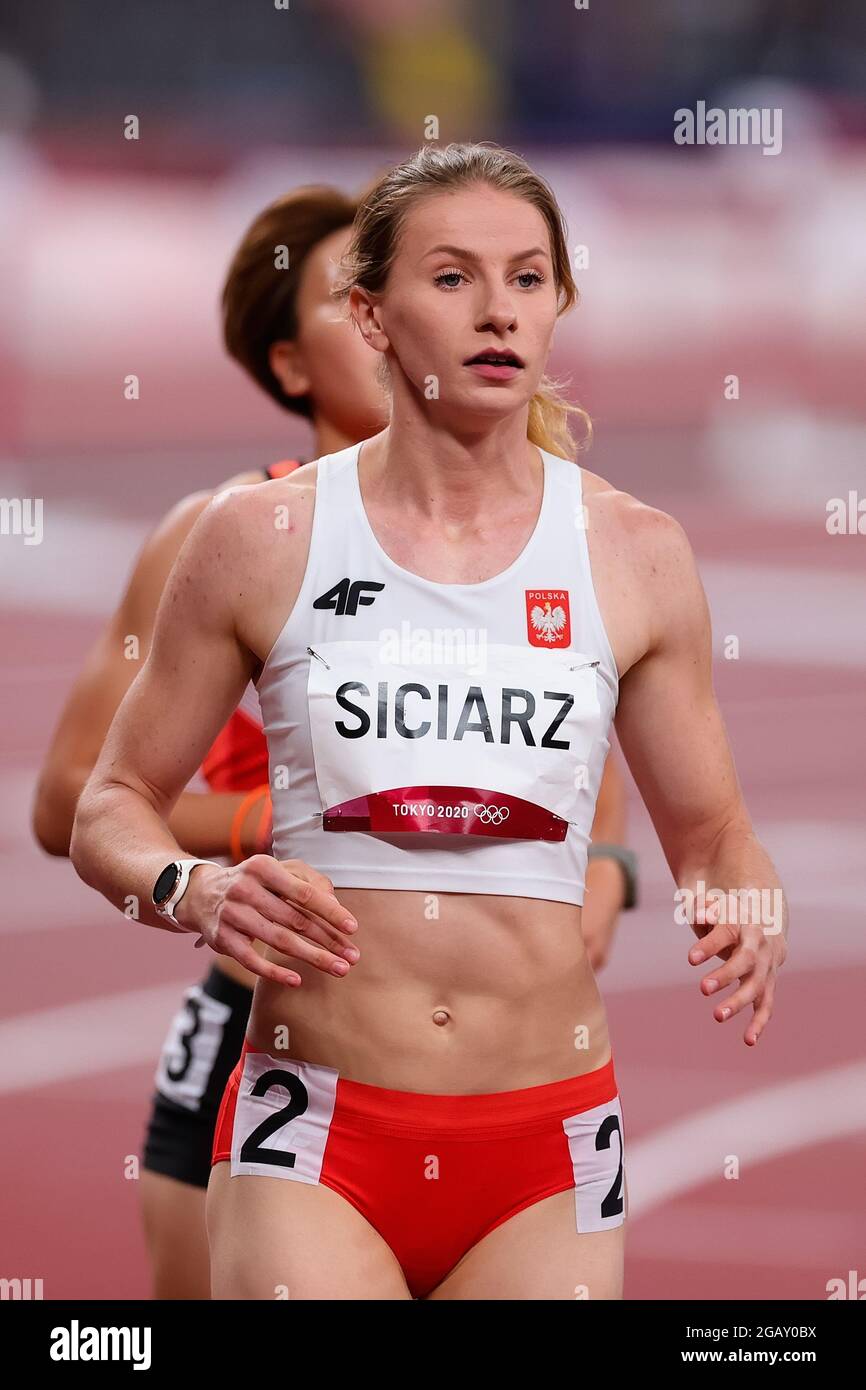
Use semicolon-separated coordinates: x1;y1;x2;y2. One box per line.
173;856;359;987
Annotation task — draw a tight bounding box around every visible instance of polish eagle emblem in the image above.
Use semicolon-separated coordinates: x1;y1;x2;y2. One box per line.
530;600;568;643
525;589;571;647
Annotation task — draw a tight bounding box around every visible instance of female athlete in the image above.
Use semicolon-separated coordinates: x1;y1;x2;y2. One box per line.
37;172;634;1298
70;143;769;1300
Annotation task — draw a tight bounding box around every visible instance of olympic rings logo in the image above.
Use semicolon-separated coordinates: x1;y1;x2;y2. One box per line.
473;803;510;825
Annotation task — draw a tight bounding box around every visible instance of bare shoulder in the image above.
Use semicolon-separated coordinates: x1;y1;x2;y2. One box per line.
579;465;707;659
143;467;266;557
184;462;308;515
207;459;320;543
189;461;322;664
580;465;697;580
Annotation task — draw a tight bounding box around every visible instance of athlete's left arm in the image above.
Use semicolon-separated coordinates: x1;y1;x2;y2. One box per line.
613;507;788;1045
581;754;628;972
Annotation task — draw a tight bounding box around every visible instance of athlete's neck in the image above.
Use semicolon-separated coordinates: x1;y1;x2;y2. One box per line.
358;417;542;529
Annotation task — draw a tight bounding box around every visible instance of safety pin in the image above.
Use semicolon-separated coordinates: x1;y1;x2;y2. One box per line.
569;659;600;671
307;646;331;669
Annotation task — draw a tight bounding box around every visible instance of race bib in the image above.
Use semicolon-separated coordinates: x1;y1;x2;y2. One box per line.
154;983;233;1111
306;640;601;841
562;1094;626;1232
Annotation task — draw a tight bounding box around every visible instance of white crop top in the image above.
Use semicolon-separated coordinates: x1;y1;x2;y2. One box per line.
256;441;619;905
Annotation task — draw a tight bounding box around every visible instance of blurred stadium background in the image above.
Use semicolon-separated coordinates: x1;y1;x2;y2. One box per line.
1;0;864;1300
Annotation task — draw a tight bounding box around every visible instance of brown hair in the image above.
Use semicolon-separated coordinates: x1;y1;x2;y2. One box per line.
222;185;360;418
331;142;591;458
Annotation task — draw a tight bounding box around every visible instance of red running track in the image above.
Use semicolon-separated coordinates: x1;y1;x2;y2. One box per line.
1;490;863;1301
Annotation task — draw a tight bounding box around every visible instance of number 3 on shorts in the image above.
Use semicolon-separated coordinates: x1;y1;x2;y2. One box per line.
155;984;232;1110
562;1095;626;1233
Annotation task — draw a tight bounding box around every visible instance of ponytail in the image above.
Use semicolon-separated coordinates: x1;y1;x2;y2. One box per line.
528;378;592;460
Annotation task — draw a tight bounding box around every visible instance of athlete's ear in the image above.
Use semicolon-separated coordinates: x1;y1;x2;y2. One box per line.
269;340;312;401
348;285;390;355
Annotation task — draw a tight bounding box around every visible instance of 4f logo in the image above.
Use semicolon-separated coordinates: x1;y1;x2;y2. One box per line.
313;578;385;616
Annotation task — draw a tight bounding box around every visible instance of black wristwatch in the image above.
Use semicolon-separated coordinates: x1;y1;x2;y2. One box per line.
587;844;638;910
152;858;218;929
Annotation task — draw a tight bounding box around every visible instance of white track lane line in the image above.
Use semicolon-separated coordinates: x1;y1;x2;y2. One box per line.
0;983;189;1094
624;1058;866;1221
699;562;866;670
2;512;864;667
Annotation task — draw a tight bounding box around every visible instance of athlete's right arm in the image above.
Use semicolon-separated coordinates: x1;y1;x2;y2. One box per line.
69;489;359;987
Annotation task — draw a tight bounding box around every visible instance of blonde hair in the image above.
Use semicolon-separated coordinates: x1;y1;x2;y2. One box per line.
331;142;591;459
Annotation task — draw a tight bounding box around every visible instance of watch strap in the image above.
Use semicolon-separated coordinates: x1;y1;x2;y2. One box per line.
154;858;220;929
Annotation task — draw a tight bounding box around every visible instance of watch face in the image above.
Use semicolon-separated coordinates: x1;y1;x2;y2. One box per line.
153;862;180;907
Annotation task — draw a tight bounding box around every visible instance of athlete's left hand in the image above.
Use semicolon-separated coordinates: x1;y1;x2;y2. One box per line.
687;906;788;1046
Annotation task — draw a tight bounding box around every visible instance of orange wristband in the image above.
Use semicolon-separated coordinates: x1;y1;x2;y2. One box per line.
230;785;270;864
255;792;273;854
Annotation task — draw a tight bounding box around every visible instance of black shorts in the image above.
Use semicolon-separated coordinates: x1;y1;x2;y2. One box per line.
142;964;253;1189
